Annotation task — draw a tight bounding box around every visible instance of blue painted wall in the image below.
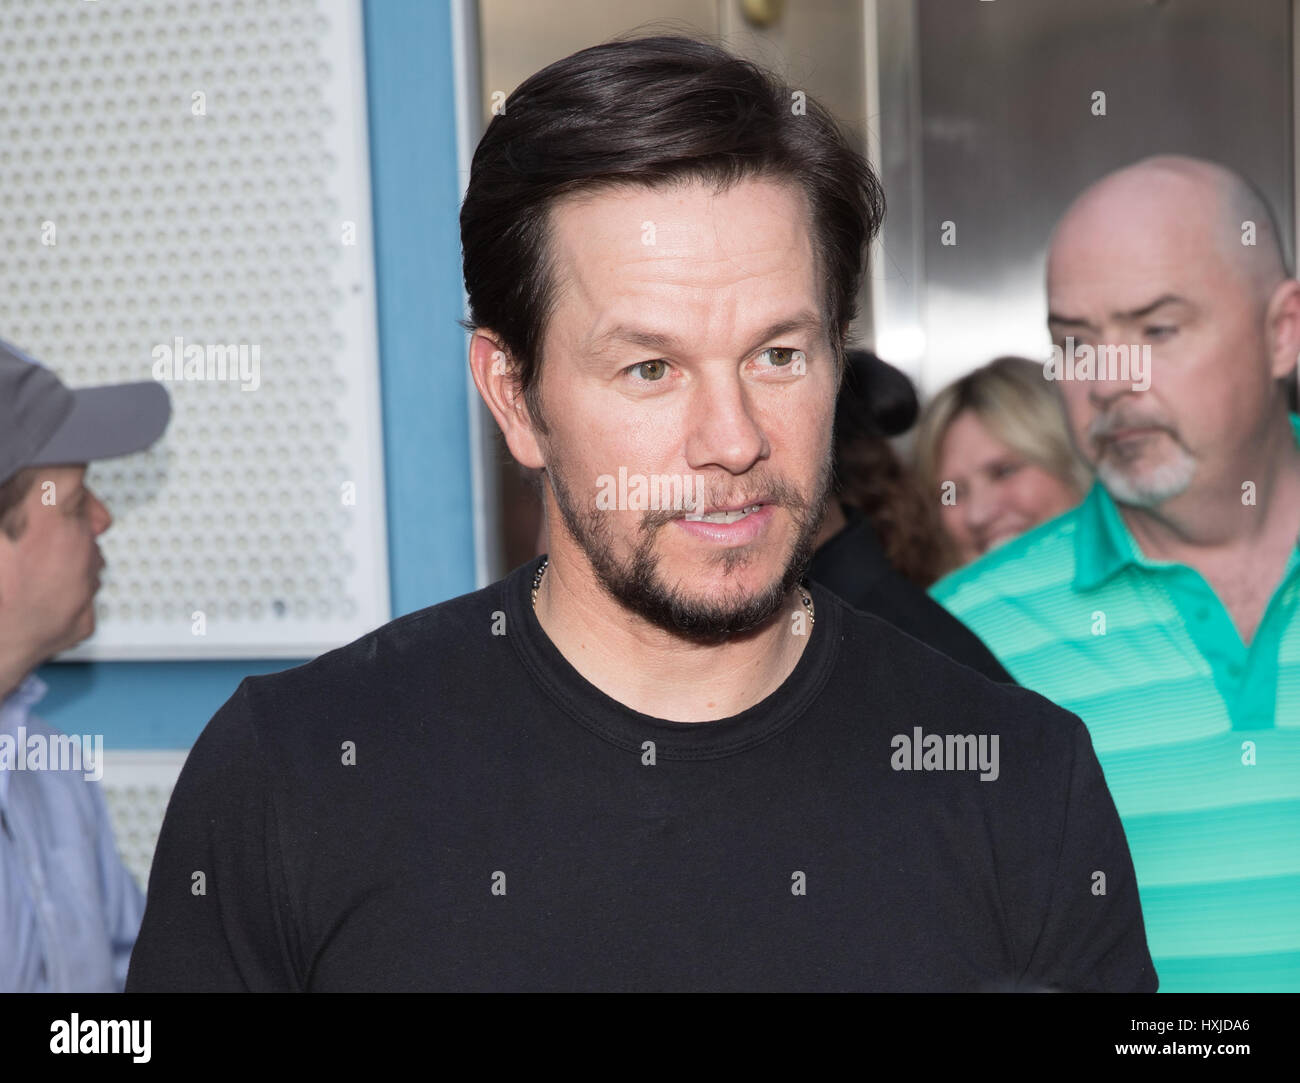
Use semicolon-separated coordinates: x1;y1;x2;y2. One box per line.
35;0;477;749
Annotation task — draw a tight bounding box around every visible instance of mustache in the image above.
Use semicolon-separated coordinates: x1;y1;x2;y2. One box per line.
1088;409;1176;442
624;470;826;535
636;474;814;530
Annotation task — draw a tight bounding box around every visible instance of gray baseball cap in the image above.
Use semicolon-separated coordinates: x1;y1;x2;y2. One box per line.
0;337;171;487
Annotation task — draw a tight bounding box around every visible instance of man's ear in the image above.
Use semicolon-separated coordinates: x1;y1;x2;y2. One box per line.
468;330;545;470
1264;278;1300;381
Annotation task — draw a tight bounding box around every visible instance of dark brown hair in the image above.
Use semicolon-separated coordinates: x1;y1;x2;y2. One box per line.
834;435;952;587
832;355;949;586
459;34;885;432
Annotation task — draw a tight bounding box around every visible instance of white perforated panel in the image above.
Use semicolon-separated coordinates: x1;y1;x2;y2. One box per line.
0;0;388;658
100;749;188;893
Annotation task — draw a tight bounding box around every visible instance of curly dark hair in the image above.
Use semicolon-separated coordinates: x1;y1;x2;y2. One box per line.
833;352;952;586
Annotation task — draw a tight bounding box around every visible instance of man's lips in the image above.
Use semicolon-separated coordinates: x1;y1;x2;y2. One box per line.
674;503;774;544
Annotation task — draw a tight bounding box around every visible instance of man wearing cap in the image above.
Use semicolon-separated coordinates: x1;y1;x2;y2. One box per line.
0;338;171;992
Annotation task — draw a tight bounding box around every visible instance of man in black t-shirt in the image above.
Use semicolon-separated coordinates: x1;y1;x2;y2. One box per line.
127;36;1156;992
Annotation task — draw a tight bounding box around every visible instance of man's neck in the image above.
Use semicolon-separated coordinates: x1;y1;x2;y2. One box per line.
1117;413;1300;643
1120;415;1300;557
0;649;38;705
533;554;813;723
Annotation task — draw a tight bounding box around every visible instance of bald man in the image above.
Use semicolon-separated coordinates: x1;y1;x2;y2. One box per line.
933;155;1300;992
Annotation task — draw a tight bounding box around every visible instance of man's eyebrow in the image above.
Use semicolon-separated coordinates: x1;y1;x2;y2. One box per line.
586;311;826;359
1048;294;1190;329
1115;294;1190;321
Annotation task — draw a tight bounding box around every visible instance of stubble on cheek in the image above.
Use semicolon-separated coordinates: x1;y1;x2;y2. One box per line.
541;422;834;637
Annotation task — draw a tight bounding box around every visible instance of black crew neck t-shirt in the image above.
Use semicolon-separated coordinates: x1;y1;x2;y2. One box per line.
126;556;1156;992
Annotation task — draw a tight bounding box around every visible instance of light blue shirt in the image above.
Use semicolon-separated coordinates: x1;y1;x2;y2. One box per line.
0;674;144;992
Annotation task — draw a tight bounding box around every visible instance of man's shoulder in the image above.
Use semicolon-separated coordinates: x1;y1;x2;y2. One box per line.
820;586;1085;746
211;572;516;745
12;709;66;741
4;712;108;827
289;574;502;678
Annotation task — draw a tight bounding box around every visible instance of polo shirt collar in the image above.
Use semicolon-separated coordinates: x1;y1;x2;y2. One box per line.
1073;482;1140;591
1073;412;1300;591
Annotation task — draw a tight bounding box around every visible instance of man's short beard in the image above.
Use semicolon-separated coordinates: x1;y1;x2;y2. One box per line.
546;454;833;643
1088;414;1197;508
1097;449;1196;508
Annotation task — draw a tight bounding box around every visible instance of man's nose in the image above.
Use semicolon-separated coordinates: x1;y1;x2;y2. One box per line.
1087;337;1135;408
88;490;113;535
683;371;768;475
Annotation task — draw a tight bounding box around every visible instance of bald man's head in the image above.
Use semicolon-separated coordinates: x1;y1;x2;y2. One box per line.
1046;154;1300;512
1050;155;1288;306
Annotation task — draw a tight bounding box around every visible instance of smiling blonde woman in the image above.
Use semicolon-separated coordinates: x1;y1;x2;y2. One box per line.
915;356;1091;571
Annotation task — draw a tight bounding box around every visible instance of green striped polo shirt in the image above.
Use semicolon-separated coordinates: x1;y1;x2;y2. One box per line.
931;414;1300;992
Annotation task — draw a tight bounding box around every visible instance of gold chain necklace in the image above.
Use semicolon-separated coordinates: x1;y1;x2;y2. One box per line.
530;557;814;625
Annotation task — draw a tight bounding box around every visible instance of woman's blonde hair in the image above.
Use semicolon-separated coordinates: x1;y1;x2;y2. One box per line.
914;356;1093;502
